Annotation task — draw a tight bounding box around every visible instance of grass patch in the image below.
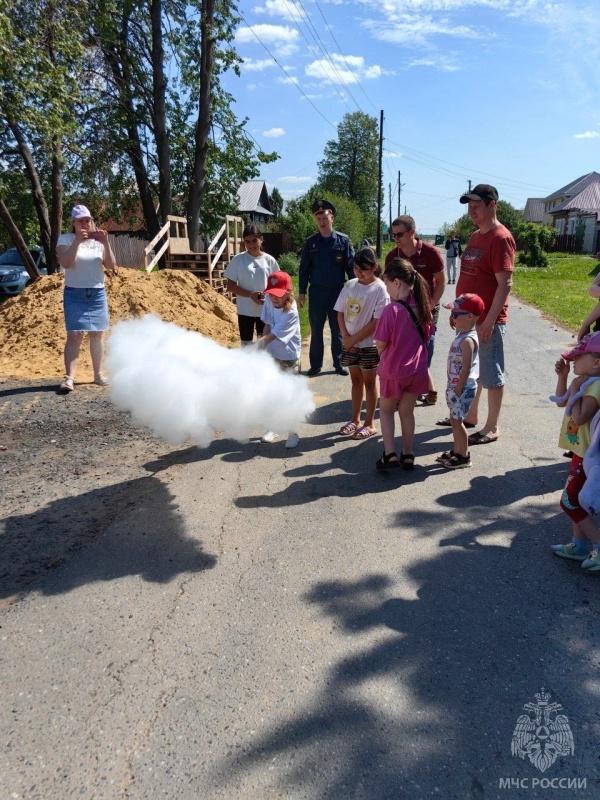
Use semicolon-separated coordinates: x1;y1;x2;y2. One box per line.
512;254;599;332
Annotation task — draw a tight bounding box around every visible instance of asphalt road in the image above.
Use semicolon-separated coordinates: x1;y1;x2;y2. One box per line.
2;278;599;800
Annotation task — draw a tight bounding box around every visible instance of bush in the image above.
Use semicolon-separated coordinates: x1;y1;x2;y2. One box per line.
278;252;299;276
515;222;556;269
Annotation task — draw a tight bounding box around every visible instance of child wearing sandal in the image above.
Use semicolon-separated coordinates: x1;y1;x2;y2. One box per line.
435;293;484;469
550;332;600;568
373;258;433;471
334;247;389;441
257;271;302;449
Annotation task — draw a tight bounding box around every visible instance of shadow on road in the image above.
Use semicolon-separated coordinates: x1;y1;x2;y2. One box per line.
210;500;598;798
1;474;216;599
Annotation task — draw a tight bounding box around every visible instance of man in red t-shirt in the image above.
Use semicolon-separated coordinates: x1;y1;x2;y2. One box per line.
385;215;446;405
455;184;515;444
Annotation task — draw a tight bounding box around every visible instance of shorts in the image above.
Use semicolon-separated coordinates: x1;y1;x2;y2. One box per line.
63;287;109;332
238;314;265;342
479;323;506;389
379;368;429;401
340;346;379;371
446;384;477;420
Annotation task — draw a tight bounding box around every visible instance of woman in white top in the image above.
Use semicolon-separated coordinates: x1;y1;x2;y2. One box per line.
223;224;279;346
56;204;116;392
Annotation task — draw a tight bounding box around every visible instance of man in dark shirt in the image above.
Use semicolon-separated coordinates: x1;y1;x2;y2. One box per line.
298;200;354;376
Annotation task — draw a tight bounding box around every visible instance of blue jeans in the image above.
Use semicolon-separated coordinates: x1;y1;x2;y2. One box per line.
308;284;343;369
479;324;506;388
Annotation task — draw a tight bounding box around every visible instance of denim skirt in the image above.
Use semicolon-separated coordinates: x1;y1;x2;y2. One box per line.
63;286;109;332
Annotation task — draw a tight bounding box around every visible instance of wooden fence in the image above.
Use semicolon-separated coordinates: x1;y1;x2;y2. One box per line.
108;234;149;268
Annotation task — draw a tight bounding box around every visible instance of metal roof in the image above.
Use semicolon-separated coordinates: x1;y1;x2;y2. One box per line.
523;198;545;223
547;182;600;217
544;171;600;202
237;181;273;216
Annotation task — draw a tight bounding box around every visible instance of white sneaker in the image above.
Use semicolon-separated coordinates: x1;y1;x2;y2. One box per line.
261;431;278;443
94;374;110;386
285;432;299;448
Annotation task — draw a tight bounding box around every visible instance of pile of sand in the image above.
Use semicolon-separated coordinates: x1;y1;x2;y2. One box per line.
0;269;240;379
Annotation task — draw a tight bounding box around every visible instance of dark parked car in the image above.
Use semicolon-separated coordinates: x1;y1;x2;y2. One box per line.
0;247;48;296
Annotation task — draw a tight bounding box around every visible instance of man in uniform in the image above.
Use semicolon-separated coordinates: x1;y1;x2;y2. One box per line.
385;214;446;405
455;184;515;444
298;200;354;376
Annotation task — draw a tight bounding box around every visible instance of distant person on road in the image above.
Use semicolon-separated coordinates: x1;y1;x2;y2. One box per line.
257;271;302;449
451;184;515;446
435;293;483;470
373;258;433;471
224;225;279;347
56;204;117;393
385;215;446;406
577;271;600;340
298;199;354;377
550;333;600;570
334;247;389;441
444;230;462;285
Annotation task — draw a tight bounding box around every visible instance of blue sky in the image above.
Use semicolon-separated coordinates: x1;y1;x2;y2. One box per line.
226;0;600;234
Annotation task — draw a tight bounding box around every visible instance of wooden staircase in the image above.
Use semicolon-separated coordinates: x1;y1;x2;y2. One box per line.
143;215;244;298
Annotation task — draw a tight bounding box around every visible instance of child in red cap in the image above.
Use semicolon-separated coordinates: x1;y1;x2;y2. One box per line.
436;293;485;469
257;272;302;448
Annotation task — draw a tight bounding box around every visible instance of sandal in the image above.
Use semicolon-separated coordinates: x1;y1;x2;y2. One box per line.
440;452;472;469
352;426;377;440
422;391;438;406
376;451;400;470
435;449;455;463
59;376;74;393
400;453;415;471
340;421;359;436
468;431;499;446
436;417;475;428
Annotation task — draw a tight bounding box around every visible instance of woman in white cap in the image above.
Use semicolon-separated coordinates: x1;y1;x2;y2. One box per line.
56;204;116;392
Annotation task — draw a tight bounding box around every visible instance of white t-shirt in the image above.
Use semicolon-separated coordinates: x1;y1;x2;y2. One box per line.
224;251;279;317
333;278;389;347
57;233;106;289
260;297;301;361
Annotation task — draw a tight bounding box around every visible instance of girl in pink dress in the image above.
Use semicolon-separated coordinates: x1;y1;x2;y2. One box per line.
374;258;433;470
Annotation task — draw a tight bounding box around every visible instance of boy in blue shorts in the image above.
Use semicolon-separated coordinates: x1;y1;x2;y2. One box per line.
436;293;484;469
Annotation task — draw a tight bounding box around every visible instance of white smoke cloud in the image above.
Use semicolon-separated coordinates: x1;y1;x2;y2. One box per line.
105;315;315;447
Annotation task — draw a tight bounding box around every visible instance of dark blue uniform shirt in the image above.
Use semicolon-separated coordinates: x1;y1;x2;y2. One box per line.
299;231;354;294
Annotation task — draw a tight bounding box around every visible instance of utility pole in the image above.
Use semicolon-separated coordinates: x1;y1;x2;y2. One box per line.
468;179;472;193
397;171;405;218
388;183;392;233
376;110;384;257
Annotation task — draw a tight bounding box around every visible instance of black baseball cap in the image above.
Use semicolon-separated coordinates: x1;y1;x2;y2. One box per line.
311;199;336;215
459;184;499;204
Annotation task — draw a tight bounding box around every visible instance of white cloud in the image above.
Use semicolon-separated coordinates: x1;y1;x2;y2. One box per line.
235;25;299;59
263;127;285;138
364;14;485;46
408;56;460;71
253;0;306;23
305;53;382;84
574;130;600;139
278;75;299;85
242;57;276;72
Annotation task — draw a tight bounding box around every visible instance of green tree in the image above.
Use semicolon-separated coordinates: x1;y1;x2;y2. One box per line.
269;187;284;220
496;200;523;234
318;112;379;219
515;222;557;268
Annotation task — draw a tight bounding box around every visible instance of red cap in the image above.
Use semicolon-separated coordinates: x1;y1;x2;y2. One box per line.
264;271;292;297
443;293;485;317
